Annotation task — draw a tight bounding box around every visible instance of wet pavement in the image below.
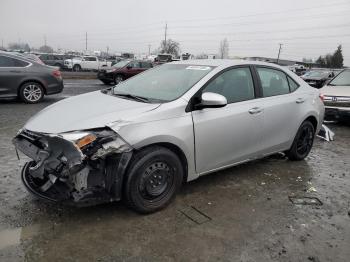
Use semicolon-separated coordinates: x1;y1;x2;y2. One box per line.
0;79;350;262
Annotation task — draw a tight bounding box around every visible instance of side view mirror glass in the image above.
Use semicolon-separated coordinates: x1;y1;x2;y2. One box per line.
196;92;227;109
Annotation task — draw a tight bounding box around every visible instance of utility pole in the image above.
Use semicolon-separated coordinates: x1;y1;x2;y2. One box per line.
106;46;109;57
1;39;3;49
85;32;88;51
277;43;283;65
164;22;167;53
44;34;47;46
148;44;151;56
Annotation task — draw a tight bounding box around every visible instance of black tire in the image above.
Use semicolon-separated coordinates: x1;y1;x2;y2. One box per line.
102;80;112;85
124;146;183;214
73;64;81;72
114;74;124;85
286;120;315;161
19;82;44;104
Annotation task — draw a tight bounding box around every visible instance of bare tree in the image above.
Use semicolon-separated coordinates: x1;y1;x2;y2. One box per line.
159;39;180;57
219;38;229;59
38;45;54;53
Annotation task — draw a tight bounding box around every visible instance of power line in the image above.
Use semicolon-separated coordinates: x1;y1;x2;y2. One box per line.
167;0;350;24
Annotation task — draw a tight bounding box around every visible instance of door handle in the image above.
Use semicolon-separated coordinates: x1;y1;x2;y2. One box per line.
248;107;263;114
296;98;305;104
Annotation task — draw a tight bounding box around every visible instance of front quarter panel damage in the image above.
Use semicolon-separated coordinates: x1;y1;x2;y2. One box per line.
13;128;133;206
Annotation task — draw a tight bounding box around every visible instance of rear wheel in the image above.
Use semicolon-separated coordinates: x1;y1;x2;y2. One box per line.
286;121;315;161
19;82;44;103
114;74;124;85
124;146;183;213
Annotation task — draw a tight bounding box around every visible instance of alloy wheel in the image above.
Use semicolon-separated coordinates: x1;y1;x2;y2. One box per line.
296;125;314;155
23;84;43;102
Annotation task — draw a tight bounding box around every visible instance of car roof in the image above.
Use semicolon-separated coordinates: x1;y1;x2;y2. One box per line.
170;59;284;68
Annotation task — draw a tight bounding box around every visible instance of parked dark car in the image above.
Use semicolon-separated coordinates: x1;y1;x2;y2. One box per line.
0;52;64;103
38;54;72;70
301;70;335;88
97;60;153;85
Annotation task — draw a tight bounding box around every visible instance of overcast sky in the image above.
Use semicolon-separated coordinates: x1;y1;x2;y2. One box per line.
1;0;349;65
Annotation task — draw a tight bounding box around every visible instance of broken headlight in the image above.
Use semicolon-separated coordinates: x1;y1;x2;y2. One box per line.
59;131;97;149
59;129;132;159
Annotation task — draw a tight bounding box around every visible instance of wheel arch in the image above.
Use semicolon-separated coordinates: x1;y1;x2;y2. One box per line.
18;79;47;95
304;115;318;131
133;142;189;183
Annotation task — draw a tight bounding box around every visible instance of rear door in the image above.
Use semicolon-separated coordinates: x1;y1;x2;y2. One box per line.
126;61;143;78
192;66;264;173
0;55;29;97
254;66;301;154
81;56;97;70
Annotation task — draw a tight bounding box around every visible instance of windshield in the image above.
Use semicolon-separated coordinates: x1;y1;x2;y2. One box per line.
113;64;214;102
112;60;129;68
329;70;350;86
304;71;329;78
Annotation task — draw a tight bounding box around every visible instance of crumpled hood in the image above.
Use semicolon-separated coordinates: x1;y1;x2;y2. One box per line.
24;91;160;133
320;85;350;97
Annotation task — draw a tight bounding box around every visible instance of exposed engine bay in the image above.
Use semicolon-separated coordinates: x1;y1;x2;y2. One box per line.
13;128;133;206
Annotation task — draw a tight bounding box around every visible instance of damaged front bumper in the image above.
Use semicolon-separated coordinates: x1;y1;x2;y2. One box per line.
13;128;133;206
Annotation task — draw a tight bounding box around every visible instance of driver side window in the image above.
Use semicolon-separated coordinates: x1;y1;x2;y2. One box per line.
202;67;255;103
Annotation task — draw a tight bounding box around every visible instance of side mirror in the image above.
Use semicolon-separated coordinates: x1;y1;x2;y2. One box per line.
196;92;227;109
126;65;132;69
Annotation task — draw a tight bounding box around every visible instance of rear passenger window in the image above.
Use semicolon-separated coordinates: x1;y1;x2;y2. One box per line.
141;62;152;68
257;67;290;97
287;76;299;92
202;67;255;103
0;56;29;67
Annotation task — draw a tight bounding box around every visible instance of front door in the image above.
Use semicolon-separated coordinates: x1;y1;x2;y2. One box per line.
192;66;264;174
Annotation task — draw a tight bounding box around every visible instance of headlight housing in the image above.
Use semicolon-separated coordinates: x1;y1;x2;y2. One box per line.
59;132;97;149
59;129;132;159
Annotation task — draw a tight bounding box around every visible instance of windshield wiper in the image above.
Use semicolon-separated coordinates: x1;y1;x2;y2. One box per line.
114;92;150;103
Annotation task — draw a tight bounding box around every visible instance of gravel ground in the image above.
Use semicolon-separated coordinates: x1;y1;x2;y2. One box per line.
0;79;349;262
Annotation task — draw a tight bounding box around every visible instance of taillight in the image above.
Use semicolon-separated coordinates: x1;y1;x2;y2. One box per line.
52;70;62;79
319;93;325;102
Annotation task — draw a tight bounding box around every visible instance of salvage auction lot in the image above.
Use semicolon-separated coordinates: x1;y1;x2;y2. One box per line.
0;80;349;262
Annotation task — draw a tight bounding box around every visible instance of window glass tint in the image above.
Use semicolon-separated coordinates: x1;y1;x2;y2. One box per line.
257;67;290;97
40;54;48;60
140;62;152;68
0;56;28;67
113;64;213;102
202;67;255;103
84;57;96;61
128;61;140;68
287;76;299;92
329;70;350;86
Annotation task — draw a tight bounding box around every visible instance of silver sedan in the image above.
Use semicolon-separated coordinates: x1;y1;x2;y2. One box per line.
13;60;324;213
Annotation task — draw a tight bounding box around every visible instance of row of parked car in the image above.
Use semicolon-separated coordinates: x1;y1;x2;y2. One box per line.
1;49;349;124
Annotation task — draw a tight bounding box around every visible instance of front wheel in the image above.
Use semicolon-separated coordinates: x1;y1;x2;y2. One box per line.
73;64;81;72
124;146;183;214
286;121;315;161
114;74;124;85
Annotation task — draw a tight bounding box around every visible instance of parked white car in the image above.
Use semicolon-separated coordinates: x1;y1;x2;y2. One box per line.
13;60;324;213
64;56;112;71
